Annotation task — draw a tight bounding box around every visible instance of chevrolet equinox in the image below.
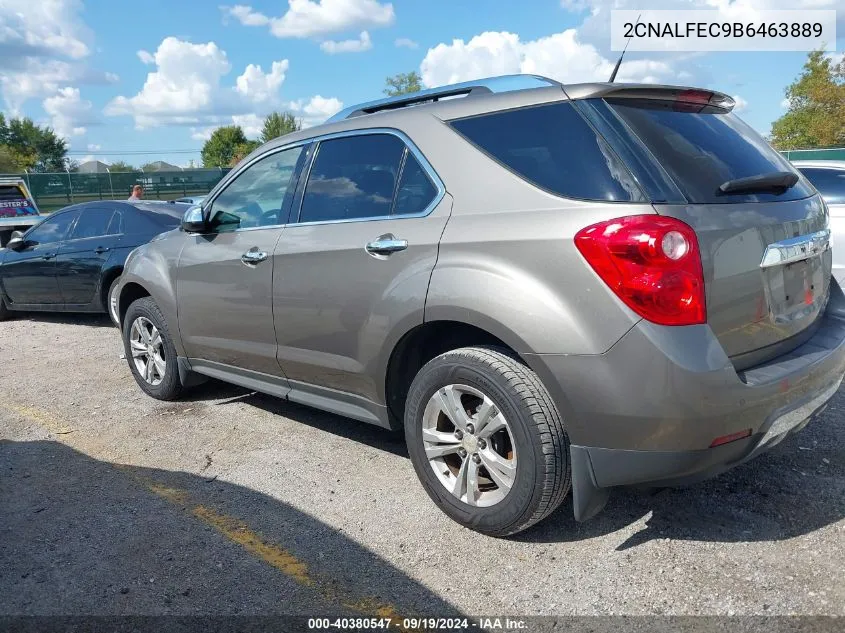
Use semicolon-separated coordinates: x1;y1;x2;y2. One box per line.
116;75;845;536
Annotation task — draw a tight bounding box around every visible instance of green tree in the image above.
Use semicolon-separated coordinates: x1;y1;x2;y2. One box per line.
108;160;136;172
384;71;422;96
261;111;301;143
231;140;261;166
0;145;18;173
2;116;67;171
770;50;845;150
201;126;251;168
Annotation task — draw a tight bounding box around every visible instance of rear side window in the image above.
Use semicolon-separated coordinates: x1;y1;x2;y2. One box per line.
607;99;815;203
799;168;845;204
449;102;644;202
106;210;123;235
69;208;113;240
300;134;406;223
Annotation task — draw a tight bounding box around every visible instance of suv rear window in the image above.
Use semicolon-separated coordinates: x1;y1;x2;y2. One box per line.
606;99;815;204
449;102;645;202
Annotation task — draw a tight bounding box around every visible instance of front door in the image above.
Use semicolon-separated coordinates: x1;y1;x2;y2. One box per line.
273;132;449;410
1;209;79;305
56;206;121;306
176;145;305;376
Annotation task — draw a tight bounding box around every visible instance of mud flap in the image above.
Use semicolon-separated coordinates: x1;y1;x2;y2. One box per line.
570;445;610;522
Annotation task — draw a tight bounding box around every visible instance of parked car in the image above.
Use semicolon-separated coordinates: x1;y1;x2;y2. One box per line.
0;177;43;247
115;75;845;536
792;160;845;284
0;200;185;325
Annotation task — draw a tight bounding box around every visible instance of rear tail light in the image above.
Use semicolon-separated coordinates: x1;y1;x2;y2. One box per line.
574;215;706;326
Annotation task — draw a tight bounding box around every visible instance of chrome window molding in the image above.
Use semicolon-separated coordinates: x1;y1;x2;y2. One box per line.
203;127;445;233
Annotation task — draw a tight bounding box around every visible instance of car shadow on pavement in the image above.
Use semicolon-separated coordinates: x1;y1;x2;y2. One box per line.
516;399;845;549
0;439;460;617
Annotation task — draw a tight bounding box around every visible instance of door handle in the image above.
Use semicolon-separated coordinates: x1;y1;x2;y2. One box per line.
94;246;110;254
241;249;269;265
42;252;56;260
365;235;408;257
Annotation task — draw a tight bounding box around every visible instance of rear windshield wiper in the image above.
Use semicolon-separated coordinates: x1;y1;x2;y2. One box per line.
718;171;799;195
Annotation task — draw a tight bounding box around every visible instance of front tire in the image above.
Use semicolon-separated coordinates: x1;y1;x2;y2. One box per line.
404;346;571;537
123;297;183;400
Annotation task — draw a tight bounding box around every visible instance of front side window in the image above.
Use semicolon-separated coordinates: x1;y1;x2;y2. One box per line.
799;168;845;205
299;134;406;223
209;146;304;232
25;210;79;245
69;208;113;240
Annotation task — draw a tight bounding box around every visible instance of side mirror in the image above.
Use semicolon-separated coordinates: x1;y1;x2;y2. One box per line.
6;230;25;251
181;206;207;233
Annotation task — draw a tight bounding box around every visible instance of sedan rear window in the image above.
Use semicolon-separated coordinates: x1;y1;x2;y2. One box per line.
449;102;645;202
606;99;815;204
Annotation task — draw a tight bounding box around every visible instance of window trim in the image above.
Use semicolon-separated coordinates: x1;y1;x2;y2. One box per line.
203;127;445;231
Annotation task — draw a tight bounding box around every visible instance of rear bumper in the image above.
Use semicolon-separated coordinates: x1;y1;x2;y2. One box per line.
524;284;845;521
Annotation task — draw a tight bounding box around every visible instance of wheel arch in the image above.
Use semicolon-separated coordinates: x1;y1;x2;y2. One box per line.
99;265;124;311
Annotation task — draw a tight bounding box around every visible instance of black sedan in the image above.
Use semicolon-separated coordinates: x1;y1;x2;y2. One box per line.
0;201;186;325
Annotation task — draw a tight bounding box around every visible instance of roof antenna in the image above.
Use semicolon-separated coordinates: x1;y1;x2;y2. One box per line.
609;13;641;83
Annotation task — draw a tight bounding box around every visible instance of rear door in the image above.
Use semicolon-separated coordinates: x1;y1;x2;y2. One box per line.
596;95;824;369
272;131;448;414
1;209;79;305
55;206;120;306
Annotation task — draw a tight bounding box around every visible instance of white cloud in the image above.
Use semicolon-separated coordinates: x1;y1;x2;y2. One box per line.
221;0;394;38
42;86;95;139
137;49;155;64
731;94;748;113
87;143;101;151
421;30;677;88
0;0;114;111
394;38;418;49
235;60;289;101
780;97;791;109
320;31;372;54
110;36;342;141
222;4;270;26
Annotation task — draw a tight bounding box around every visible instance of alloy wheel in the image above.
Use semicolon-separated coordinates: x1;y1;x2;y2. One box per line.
421;383;517;507
129;316;166;386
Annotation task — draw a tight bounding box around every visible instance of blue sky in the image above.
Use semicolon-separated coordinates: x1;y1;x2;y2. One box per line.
0;0;842;168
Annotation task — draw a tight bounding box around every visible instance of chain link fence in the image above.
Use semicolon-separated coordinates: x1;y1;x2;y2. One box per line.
0;168;232;213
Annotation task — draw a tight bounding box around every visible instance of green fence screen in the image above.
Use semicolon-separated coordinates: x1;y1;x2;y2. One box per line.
780;148;845;161
0;168;232;213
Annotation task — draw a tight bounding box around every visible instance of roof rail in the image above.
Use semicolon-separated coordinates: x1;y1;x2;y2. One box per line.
327;74;561;123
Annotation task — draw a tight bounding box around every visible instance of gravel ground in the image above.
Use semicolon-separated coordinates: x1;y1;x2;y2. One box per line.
1;313;844;617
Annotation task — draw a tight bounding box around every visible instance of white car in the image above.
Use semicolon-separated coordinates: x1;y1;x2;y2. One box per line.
793;160;845;285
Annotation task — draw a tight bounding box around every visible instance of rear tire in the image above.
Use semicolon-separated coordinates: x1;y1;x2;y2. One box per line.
404;346;570;537
0;293;9;321
106;276;121;327
123;297;183;400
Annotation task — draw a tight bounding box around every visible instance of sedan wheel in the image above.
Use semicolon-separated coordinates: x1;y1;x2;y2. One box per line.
108;278;121;326
422;384;516;508
129;316;166;386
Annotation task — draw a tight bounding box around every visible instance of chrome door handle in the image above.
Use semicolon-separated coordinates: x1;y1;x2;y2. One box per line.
365;235;408;256
42;252;56;260
94;246;110;254
241;249;269;265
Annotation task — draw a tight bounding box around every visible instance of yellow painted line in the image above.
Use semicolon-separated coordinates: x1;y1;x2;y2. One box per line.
5;401;405;623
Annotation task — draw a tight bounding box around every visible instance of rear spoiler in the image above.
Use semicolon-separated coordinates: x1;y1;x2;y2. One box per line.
563;83;736;111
